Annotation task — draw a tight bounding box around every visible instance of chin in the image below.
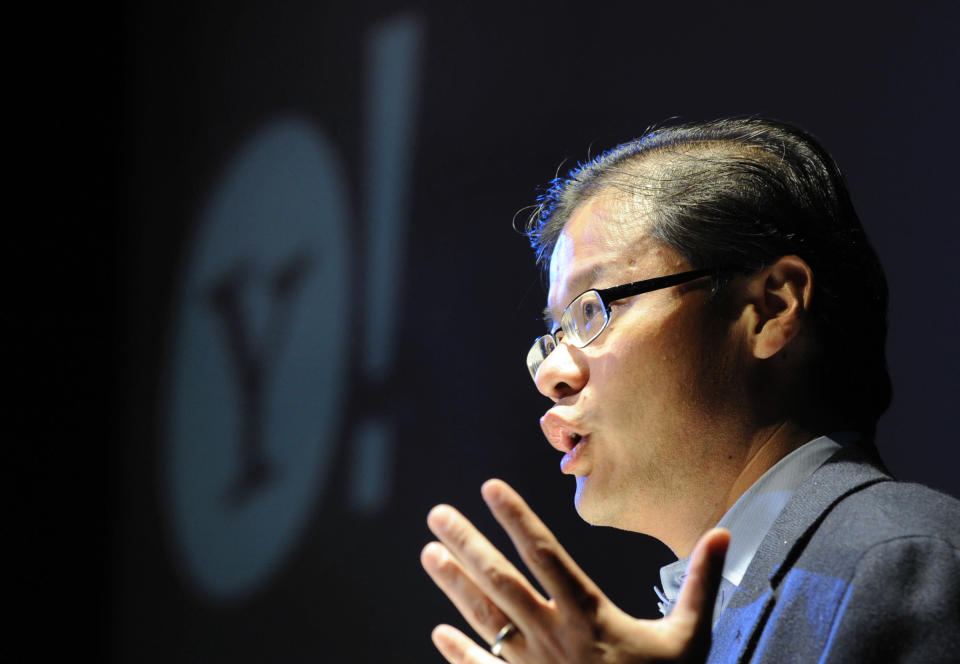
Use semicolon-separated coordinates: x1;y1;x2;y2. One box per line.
573;475;613;527
574;474;643;531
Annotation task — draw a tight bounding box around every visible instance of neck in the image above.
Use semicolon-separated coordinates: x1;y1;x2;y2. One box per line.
723;420;815;509
669;419;816;558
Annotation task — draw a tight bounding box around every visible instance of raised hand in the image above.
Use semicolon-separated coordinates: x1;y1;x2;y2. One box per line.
421;479;729;664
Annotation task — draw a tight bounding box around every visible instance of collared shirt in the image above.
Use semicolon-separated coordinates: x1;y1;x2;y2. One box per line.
655;434;855;625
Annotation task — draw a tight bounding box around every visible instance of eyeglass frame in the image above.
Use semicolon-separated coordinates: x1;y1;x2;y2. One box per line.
526;267;724;381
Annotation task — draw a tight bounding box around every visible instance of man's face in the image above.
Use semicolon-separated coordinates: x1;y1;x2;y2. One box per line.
536;195;746;546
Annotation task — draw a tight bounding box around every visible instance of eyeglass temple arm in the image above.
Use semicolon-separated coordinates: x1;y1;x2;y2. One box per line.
596;267;721;304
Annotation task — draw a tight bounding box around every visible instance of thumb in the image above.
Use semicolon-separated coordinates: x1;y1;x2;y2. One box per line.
669;528;730;638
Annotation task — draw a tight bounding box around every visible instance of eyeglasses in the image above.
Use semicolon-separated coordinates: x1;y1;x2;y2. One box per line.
526;267;720;381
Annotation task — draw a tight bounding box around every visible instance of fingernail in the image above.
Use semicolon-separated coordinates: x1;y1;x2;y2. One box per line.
427;505;453;533
421;542;447;571
431;624;454;647
481;480;502;506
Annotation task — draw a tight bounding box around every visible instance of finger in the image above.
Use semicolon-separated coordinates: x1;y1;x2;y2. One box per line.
422;541;513;643
481;479;607;616
669;527;730;637
427;504;549;631
431;625;503;664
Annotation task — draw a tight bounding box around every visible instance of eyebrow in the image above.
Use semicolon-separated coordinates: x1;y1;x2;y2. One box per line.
542;263;607;330
542;307;557;331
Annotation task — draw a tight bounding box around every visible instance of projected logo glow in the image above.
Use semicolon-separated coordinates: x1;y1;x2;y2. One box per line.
166;119;350;598
165;15;422;600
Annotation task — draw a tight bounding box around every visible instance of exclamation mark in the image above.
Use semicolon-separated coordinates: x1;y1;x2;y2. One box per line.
348;15;423;513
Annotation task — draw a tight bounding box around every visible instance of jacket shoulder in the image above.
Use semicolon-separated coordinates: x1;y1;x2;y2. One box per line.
806;480;960;577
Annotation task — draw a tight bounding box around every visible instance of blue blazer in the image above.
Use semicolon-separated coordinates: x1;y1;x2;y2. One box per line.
708;445;960;663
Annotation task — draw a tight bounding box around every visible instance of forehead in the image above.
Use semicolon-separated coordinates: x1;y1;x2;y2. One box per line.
548;199;617;287
546;196;651;316
544;195;691;325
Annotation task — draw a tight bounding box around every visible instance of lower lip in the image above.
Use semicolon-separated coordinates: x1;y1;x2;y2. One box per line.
560;436;588;474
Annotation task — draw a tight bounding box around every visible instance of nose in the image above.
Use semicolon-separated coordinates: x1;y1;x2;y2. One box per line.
534;341;589;401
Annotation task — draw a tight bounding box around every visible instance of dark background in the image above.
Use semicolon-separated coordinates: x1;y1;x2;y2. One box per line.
18;1;959;661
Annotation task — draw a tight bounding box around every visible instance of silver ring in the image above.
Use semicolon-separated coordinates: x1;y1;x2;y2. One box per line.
490;622;518;657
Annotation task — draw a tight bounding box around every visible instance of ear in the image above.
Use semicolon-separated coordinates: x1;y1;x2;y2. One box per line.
746;256;814;360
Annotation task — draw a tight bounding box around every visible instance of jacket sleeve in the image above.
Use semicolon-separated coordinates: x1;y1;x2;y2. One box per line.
820;535;960;663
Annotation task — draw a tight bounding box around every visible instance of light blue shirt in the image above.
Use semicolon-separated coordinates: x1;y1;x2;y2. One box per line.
655;434;855;625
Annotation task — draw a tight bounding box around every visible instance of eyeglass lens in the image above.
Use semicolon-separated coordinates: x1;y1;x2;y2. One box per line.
526;334;556;379
567;291;607;346
526;290;610;380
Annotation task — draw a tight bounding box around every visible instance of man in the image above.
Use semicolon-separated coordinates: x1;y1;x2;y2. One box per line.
421;118;960;662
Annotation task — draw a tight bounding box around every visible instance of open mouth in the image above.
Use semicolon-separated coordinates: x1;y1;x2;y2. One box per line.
560;432;589;474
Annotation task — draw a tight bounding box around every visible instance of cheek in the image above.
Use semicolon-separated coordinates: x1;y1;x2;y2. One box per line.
614;317;689;387
597;304;722;417
587;333;678;434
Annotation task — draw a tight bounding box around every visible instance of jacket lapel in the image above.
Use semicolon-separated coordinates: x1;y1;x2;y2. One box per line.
709;444;892;663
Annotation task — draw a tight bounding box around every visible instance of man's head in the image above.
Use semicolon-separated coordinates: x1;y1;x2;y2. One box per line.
528;117;890;437
525;118;890;549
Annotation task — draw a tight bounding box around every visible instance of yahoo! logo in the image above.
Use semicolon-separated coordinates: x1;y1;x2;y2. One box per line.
165;15;422;600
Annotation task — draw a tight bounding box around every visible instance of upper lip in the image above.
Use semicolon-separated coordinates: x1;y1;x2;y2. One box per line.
540;409;588;453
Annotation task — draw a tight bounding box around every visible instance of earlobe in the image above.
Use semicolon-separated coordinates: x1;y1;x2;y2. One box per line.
751;256;813;360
